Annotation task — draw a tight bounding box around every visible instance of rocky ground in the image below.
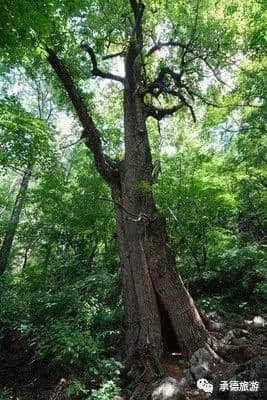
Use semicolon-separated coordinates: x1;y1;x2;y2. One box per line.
0;313;266;400
150;312;267;400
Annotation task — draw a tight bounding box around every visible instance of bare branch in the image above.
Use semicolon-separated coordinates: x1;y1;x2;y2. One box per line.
188;0;201;49
147;40;187;57
102;50;126;60
143;67;182;95
221;102;263;109
143;66;197;122
146;34;226;87
147;1;201;57
197;55;226;85
59;138;82;150
96;196;139;219
144;103;184;120
45;100;54;122
188;104;197;123
182;84;219;107
81;44;124;83
177;92;197;123
46;47;119;183
168;207;179;224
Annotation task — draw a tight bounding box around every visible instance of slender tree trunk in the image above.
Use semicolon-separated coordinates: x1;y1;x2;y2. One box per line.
0;165;33;274
0;176;20;217
22;246;30;269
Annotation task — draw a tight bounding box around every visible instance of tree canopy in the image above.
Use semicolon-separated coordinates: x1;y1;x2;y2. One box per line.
0;0;266;399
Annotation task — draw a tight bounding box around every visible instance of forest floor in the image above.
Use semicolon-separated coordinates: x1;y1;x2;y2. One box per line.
0;330;68;399
0;313;266;400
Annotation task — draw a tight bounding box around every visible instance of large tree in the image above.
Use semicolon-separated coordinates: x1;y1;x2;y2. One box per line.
0;0;254;397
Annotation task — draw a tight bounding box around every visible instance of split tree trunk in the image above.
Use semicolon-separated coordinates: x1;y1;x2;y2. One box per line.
47;35;223;400
109;61;220;399
0;165;32;275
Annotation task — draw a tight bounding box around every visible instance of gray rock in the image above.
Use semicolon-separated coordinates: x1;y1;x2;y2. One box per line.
253;316;266;328
112;397;124;400
187;346;218;384
221;330;236;346
190;363;211;381
152;377;186;400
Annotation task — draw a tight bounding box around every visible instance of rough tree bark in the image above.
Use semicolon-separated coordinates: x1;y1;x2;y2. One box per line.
0;165;33;275
47;1;224;397
110;44;220;399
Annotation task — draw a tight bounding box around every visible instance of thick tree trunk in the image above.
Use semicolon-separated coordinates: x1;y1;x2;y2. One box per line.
109;57;221;399
0;165;32;274
47;36;223;400
112;182;217;396
113;188;163;384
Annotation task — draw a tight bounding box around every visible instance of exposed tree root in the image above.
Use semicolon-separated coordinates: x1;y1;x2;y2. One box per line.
125;347;162;400
124;314;267;400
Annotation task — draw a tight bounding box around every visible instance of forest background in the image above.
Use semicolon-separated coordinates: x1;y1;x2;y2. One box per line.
0;0;266;399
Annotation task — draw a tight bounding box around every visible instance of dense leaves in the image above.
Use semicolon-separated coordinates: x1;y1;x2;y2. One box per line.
0;0;266;398
0;97;54;169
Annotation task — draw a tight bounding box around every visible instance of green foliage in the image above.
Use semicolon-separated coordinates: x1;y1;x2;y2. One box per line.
0;257;123;390
66;380;89;397
88;379;121;400
0;150;123;396
0;388;13;400
0;97;55;169
154;132;266;312
0;0;266;397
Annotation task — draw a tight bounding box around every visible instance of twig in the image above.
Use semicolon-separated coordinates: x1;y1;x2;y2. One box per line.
168;207;179;224
59;138;82;150
147;40;187;57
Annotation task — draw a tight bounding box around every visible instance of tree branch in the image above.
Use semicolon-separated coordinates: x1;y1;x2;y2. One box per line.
196;55;226;85
144;103;184;120
130;1;145;45
129;0;139;19
126;0;145;70
102;50;126;60
146;0;200;58
143;67;182;95
46;48;120;183
95;196;139;219
182;84;219;107
81;44;125;83
147;40;188;57
142;66;196;122
147;39;226;87
59;138;82;150
143;66;207;122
